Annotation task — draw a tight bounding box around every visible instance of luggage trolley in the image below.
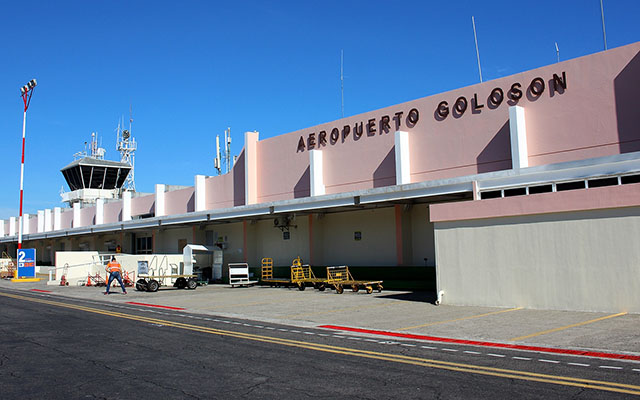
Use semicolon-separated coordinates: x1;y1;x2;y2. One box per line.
291;259;326;291
326;266;383;294
260;257;292;287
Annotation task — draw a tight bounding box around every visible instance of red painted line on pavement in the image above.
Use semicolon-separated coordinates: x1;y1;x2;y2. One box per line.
30;289;51;293
125;302;185;310
319;325;640;361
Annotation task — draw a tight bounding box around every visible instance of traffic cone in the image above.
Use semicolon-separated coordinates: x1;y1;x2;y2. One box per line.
86;275;92;286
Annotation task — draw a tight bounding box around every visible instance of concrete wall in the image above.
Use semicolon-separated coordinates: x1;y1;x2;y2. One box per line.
131;193;155;217
433;206;640;313
165;187;195;215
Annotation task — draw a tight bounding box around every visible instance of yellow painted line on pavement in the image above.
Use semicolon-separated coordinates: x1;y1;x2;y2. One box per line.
1;291;640;396
398;307;523;331
510;312;628;342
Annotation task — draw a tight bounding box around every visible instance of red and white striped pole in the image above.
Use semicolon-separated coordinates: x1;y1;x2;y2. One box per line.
17;79;37;251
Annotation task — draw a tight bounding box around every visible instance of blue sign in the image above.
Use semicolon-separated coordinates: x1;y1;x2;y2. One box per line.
17;248;36;278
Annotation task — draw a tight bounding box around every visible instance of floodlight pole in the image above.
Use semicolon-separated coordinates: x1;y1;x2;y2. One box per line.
17;79;36;251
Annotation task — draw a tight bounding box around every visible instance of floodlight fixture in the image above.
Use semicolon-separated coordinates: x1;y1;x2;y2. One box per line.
28;79;37;88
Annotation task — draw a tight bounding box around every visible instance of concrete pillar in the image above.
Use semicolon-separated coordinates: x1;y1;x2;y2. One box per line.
195;175;206;212
9;217;16;236
96;198;104;225
72;203;81;228
0;220;4;237
122;191;132;221
155;184;165;217
309;150;325;196
395;131;410;185
23;214;30;235
244;131;259;205
44;209;52;232
53;207;61;231
509;106;528;169
37;210;45;233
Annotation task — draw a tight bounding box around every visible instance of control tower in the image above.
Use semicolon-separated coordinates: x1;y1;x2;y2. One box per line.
60;132;131;206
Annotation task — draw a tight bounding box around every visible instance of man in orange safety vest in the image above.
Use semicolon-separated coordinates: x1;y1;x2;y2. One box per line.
104;256;127;295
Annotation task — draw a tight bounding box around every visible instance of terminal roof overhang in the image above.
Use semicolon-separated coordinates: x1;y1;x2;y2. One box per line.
61;157;131;191
5;151;640;242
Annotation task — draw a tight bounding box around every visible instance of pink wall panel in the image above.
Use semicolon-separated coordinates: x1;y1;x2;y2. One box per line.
60;209;73;229
165;187;195;215
80;206;96;226
103;201;122;224
257;42;640;197
430;183;640;223
204;168;238;210
131;194;155;217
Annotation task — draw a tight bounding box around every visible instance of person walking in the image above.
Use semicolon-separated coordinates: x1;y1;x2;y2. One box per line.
105;256;127;295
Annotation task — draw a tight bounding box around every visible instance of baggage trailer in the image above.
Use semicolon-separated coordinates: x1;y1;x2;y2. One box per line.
260;257;293;287
135;274;198;292
291;261;326;291
326;266;383;294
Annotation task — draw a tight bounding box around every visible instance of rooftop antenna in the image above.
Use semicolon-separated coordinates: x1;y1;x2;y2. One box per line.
214;134;222;175
117;107;137;192
472;16;483;83
224;127;232;173
600;0;607;51
340;49;344;118
555;42;560;63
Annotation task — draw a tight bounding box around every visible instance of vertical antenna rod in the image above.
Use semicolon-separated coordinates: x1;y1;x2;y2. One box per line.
555;42;560;63
472;16;483;83
340;49;344;118
600;0;607;50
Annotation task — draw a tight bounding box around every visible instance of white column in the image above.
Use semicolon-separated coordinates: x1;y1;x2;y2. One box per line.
244;131;259;205
0;220;4;237
195;175;206;212
509;105;528;169
37;210;44;233
9;217;16;236
23;213;30;235
72;203;81;228
155;184;165;217
96;198;104;225
309;150;325;196
122;191;132;221
395;130;411;185
44;209;52;232
53;207;61;231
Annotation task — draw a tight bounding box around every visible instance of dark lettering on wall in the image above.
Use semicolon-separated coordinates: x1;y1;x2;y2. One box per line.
489;87;504;107
354;122;363;138
393;111;404;130
407;108;419;126
367;118;376;136
297;136;306;152
330;128;339;144
472;93;484;110
552;71;567;91
342;125;350;141
307;133;316;149
454;96;468;115
437;101;449;119
318;130;327;146
380;115;391;134
529;77;545;96
509;82;523;101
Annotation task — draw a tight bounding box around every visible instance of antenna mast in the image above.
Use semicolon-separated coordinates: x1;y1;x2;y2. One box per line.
600;0;608;50
555;42;560;63
214;135;221;175
472;16;483;83
117;107;137;192
341;49;344;118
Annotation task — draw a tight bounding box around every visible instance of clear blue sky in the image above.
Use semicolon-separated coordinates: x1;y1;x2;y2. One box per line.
1;0;639;220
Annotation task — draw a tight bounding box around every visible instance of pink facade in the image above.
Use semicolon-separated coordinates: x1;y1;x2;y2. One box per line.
430;183;640;223
103;201;122;224
204;161;244;209
28;216;37;235
164;187;195;215
131;194;155;217
80;206;96;226
60;209;73;229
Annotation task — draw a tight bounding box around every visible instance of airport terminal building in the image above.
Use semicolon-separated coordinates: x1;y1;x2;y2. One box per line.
2;42;639;313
